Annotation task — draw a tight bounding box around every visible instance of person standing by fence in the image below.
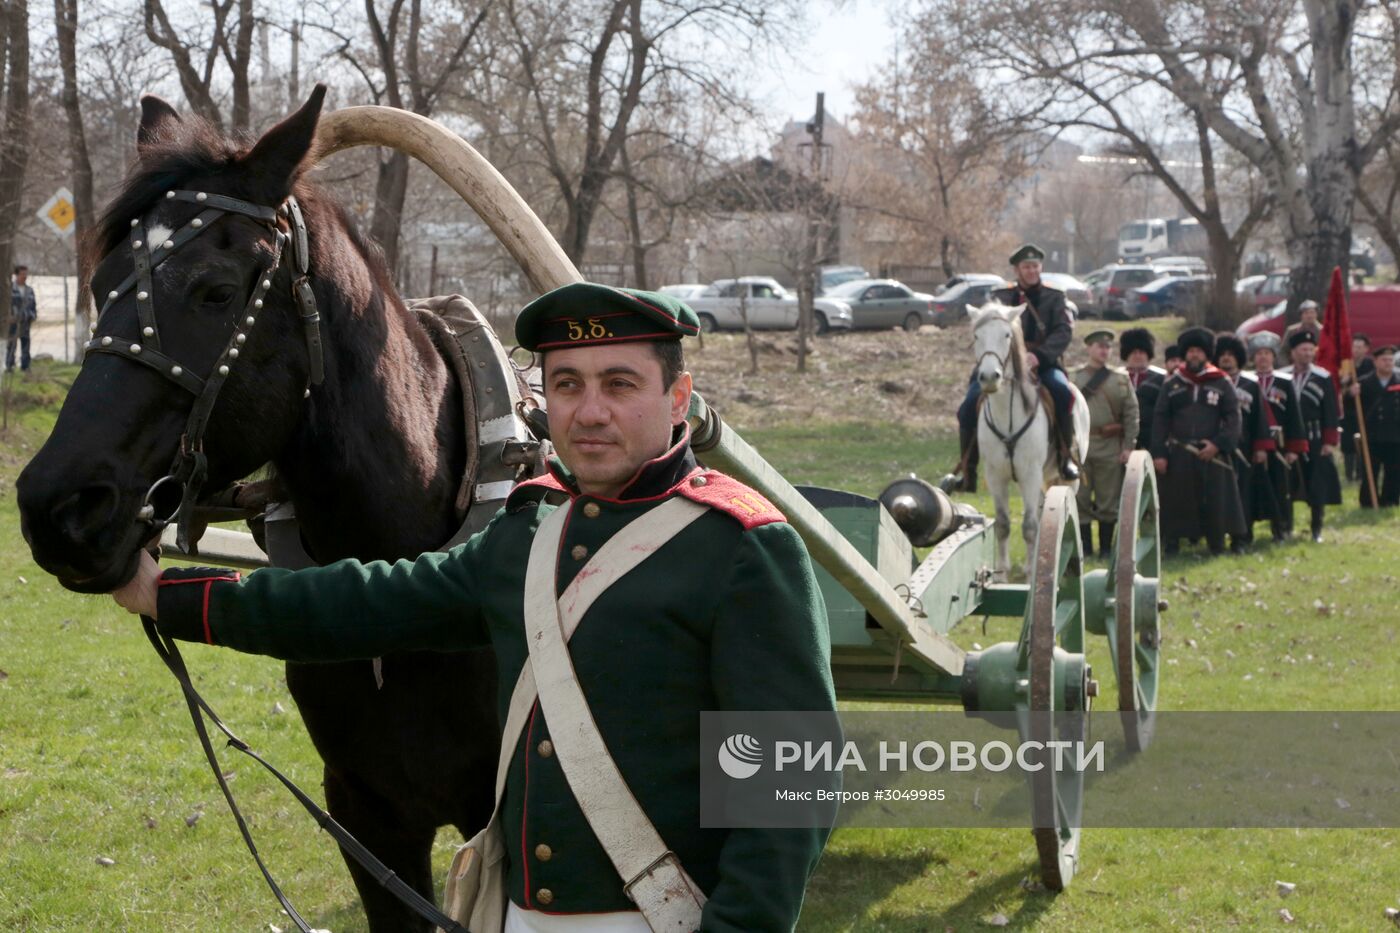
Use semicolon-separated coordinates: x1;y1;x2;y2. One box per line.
7;265;37;375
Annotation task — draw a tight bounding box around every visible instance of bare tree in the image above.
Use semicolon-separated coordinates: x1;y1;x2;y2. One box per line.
143;0;256;133
498;0;786;265
0;0;31;336
310;0;492;275
1356;136;1400;280
57;0;97;355
850;31;1029;279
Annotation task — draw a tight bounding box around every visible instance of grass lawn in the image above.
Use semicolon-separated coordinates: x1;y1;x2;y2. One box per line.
3;341;1399;931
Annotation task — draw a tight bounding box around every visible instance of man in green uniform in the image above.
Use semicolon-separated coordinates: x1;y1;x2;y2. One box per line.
1070;330;1139;557
112;282;837;933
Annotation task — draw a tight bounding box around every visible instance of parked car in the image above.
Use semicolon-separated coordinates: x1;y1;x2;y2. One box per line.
826;278;937;331
687;277;854;333
1237;286;1400;347
1097;265;1164;318
941;272;1004;291
931;278;1006;327
1235;274;1266;296
1040;273;1093;314
1254;269;1290;309
658;283;708;300
1154;255;1209;273
819;265;870;294
1081;268;1111;316
1124;275;1211;319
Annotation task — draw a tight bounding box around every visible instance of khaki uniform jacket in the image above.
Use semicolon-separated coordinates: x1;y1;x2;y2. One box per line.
1070;364;1139;462
154;434;836;932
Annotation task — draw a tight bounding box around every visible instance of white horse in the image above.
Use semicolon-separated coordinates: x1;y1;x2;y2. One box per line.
968;302;1090;579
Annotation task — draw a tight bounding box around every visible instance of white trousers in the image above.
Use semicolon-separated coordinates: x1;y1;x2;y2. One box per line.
505;901;651;932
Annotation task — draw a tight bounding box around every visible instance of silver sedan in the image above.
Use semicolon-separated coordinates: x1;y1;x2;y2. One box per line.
826;278;936;331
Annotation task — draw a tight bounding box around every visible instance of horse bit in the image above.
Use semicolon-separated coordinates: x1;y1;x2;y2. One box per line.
84;189;325;552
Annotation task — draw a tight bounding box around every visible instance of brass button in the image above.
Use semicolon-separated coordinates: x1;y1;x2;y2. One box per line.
537;739;554;758
536;888;554;906
534;843;553;861
690;475;708;487
582;502;601;518
570;544;588;560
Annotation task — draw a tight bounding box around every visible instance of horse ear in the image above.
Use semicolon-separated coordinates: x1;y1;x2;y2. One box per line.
137;96;182;155
242;84;327;199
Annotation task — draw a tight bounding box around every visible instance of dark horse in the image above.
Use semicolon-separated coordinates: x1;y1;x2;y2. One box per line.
16;88;499;930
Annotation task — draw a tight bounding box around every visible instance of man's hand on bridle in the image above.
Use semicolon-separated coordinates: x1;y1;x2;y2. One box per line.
113;550;160;619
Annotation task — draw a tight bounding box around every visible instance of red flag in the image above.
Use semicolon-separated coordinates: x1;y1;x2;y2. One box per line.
1317;265;1353;392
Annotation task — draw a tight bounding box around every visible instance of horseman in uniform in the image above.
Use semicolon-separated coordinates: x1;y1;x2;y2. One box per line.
1248;332;1307;541
952;244;1078;490
1279;329;1341;542
1150;327;1245;555
1120;327;1165;450
1213;332;1266;553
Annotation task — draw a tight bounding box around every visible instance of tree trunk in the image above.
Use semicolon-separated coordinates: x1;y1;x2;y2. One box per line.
370;150;411;282
1203;227;1238;330
621;147;648;289
228;0;254;133
562;168;609;265
0;0;31;324
56;0;95;359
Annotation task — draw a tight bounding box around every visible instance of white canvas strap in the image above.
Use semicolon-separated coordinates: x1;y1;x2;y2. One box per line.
521;500;709;931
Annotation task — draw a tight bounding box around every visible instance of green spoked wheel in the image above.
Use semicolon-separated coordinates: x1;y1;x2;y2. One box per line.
1025;485;1089;891
1108;451;1162;752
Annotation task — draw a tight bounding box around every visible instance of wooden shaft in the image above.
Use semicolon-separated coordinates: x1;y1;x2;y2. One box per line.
1353;390;1379;506
313;106;582;295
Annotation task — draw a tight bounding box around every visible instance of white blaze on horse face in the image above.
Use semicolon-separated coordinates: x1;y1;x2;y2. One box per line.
146;223;174;250
973;305;1012;393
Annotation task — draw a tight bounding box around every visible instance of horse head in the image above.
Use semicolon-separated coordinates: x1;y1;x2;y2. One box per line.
18;87;332;593
969;301;1027;395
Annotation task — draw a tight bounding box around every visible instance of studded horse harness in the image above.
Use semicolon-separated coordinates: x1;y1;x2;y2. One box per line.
85;189;468;932
86;189;325;555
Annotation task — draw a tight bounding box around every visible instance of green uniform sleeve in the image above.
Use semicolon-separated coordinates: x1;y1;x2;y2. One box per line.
1121;375;1140;456
701;521;837;933
154;516;498;661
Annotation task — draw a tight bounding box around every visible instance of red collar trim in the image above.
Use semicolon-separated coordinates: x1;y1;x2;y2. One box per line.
1176;363;1226;385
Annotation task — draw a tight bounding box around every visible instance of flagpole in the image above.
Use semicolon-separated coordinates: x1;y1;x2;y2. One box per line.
1353;384;1379;507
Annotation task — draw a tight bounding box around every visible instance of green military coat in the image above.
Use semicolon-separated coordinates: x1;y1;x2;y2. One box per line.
1070;363;1139;463
155;435;836;932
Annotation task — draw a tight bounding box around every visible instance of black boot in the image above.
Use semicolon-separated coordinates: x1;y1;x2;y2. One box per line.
1056;417;1079;481
1098;521;1115;558
1080;522;1093;556
1311;506;1324;543
954;422;979;493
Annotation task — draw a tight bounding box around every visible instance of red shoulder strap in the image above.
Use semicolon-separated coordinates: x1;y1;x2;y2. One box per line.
677;470;785;530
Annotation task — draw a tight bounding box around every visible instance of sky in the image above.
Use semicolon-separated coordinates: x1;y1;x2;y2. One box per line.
759;0;900;128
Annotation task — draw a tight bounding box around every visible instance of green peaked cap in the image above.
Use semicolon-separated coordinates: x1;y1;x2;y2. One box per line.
515;282;701;351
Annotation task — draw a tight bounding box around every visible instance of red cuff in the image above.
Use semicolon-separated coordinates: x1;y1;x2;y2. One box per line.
1286;439;1309;454
1323;429;1340;446
1253;438;1276;453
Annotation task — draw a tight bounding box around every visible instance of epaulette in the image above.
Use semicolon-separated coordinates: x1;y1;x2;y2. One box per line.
1148;365;1167;376
677;470;785;530
1238;371;1259;383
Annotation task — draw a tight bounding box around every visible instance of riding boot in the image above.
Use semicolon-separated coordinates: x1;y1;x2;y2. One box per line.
946;421;978;493
1056;417;1079;481
1311;505;1325;543
1098;521;1115;558
1080;522;1093;557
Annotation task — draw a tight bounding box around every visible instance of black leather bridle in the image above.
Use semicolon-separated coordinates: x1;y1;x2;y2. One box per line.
87;188;468;932
85;189;325;554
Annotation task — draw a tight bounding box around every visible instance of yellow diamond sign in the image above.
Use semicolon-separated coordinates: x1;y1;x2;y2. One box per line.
37;187;76;238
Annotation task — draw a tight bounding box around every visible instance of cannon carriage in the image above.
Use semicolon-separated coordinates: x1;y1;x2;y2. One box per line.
146;102;1166;896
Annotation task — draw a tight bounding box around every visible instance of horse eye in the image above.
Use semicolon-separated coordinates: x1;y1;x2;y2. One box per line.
203;284;236;305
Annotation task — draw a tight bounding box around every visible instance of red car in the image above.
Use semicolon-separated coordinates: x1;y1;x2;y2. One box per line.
1236;285;1400;348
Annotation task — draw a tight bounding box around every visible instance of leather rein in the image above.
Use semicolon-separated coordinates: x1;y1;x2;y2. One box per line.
86;189;467;933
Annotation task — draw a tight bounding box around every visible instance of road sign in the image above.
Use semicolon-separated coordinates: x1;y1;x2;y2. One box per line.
37;187;76;238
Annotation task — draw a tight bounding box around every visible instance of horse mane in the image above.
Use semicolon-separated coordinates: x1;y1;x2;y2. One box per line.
88;115;398;307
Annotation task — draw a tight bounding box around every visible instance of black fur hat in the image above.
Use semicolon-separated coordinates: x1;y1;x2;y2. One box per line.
1119;327;1156;361
1213;332;1248;368
1177;326;1215;356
